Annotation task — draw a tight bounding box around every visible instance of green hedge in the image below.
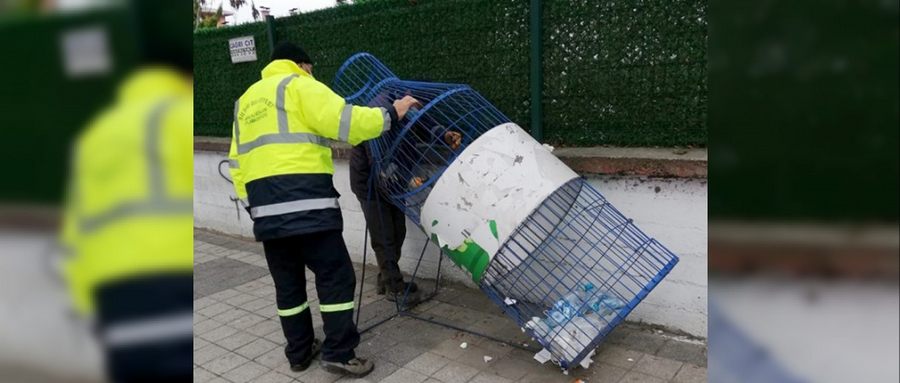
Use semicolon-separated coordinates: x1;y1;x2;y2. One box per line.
194;21;272;138
0;9;139;203
193;0;707;147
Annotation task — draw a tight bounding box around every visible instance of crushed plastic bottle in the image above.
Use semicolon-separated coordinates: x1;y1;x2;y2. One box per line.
526;286;626;368
590;293;625;316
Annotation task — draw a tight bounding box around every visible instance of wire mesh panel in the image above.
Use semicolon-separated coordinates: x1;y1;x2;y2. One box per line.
334;53;678;370
481;178;678;368
333;53;511;221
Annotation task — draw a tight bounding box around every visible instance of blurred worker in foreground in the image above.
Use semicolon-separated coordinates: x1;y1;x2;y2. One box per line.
227;42;420;377
60;65;193;382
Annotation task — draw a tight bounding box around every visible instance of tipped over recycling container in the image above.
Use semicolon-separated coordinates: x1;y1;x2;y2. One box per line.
333;53;679;370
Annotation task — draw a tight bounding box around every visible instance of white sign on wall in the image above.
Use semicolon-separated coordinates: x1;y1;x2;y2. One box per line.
60;26;112;78
229;36;257;63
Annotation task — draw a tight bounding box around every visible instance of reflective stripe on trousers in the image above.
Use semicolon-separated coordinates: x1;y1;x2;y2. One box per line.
320;301;354;312
278;302;309;317
249;197;340;219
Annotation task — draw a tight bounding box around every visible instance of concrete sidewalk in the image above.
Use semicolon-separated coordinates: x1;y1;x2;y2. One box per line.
194;229;707;383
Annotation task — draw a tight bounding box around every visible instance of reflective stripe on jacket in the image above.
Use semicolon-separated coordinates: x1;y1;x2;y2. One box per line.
61;67;194;315
229;60;395;241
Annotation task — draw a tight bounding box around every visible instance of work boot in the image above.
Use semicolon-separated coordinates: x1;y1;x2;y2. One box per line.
289;339;322;372
320;357;375;377
386;282;421;307
377;275;419;295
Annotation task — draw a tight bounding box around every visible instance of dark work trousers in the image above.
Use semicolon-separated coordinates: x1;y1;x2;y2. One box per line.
358;195;407;291
95;274;192;383
262;230;360;364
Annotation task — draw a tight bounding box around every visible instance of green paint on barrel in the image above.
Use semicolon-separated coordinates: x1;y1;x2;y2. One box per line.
430;234;491;283
432;219;439;227
489;220;498;239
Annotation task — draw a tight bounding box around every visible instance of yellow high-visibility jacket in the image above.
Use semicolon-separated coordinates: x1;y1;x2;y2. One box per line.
229;59;395;241
61;67;193;315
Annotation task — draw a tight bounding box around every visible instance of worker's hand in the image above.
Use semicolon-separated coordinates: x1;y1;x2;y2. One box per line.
444;131;462;150
393;96;422;120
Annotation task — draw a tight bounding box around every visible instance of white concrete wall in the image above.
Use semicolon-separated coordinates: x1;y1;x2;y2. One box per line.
194;150;708;337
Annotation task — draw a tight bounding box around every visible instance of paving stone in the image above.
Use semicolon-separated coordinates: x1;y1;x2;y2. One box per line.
468;372;512;383
672;363;707;383
379;342;428;366
196;258;269;299
230;312;268;331
205;352;250;375
453;343;501;370
209;288;242;301
432;361;479;383
218;330;259;351
221;360;270;383
585;363;628;383
336;378;375;383
225;292;260;306
244;297;275;313
193;367;216;383
484;355;534;381
296;365;344;383
594;344;644;369
619;370;666;383
195;318;224;335
215;306;252;324
247;318;283;337
195;296;217;310
266;328;289;344
255;346;288;369
200;325;239;343
195;343;230;365
381;367;429;383
468;339;512;361
633;354;683;380
656;340;708;367
198;302;233;318
404;352;451;376
253;371;296;383
194;337;210;351
362;360;401;383
236;337;279;360
517;370;566;383
619;329;667;355
430;339;466;360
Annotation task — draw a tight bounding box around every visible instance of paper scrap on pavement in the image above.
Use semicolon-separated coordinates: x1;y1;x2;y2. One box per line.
459;342;468;349
483;355;493;363
504;297;517;305
534;348;552;364
579;350;595;369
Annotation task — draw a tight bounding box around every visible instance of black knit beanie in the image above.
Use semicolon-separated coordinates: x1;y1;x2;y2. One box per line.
270;42;313;65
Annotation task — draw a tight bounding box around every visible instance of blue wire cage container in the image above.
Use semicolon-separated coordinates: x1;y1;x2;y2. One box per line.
334;53;679;370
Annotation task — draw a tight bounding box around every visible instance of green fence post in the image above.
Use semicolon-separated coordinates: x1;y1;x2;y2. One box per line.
529;0;543;141
265;15;276;53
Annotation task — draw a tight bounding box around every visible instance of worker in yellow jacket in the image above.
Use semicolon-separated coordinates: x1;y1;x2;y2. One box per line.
61;66;193;382
228;42;419;377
